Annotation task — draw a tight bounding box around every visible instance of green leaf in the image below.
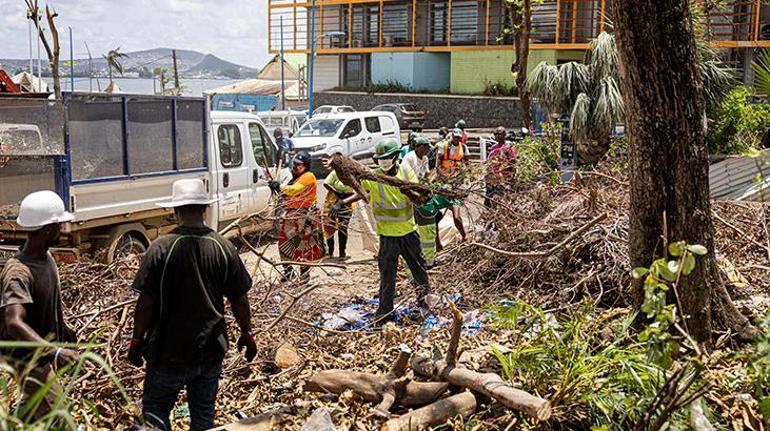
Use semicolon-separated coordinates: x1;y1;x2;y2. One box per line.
687;244;708;256
667;260;680;275
631;267;649;279
682;254;696;275
654;260;677;282
668;242;683;257
760;396;770;419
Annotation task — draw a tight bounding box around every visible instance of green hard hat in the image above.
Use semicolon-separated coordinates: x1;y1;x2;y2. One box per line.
455;119;466;130
452;128;463;138
413;136;430;146
373;138;401;159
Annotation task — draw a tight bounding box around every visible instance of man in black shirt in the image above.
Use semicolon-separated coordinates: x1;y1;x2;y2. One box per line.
0;190;79;421
128;179;256;431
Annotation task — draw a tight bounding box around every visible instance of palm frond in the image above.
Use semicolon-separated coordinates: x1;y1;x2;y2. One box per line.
753;49;770;96
588;32;618;82
699;59;736;103
591;76;624;132
558;62;591;103
528;61;564;113
570;93;592;141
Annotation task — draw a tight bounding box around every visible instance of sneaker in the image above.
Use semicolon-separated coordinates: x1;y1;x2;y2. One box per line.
338;254;351;261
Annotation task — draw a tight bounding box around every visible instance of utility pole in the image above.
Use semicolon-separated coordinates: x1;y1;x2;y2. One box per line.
281;15;286;110
69;27;74;93
28;8;33;77
172;49;180;94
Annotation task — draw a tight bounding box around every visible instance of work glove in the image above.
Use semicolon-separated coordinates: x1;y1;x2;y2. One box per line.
329;202;343;219
268;181;281;193
127;338;144;367
237;332;257;362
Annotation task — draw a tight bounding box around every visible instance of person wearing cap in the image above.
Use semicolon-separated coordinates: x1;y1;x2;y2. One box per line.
323;155;355;261
401;136;439;269
268;150;325;282
485;126;517;208
435;128;468;243
128;179;256;431
0;190;79;419
455;119;469;144
337;138;431;322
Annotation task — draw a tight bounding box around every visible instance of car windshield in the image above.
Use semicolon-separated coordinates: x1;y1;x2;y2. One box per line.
401;104;418;112
296;118;345;137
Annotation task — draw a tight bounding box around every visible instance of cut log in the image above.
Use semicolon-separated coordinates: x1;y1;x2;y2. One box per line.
412;359;551;420
380;392;478;431
304;370;449;409
410;301;552;421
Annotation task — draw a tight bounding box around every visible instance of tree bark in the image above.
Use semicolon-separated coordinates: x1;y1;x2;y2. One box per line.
510;0;533;127
611;0;751;343
380;392;477;431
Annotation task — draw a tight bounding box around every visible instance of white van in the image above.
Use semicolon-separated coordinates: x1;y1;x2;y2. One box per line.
291;111;400;164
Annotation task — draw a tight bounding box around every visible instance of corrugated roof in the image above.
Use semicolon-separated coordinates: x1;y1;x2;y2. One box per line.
710;149;770;201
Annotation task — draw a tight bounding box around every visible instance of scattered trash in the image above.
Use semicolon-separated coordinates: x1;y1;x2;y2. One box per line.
275;343;301;369
300;407;336;431
322;304;366;330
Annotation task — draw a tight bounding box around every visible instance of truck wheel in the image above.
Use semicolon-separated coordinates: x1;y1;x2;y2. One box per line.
111;234;147;278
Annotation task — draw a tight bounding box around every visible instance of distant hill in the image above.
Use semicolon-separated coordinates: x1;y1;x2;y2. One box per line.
0;48;258;80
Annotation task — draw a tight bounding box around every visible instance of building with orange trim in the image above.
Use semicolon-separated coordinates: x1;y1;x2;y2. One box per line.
268;0;770;94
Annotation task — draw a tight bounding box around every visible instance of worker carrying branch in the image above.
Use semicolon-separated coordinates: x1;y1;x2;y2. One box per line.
334;138;432;323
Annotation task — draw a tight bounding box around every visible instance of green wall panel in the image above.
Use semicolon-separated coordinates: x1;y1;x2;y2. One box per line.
449;50;559;94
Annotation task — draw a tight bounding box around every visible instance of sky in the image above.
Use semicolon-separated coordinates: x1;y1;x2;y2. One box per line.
0;0;272;68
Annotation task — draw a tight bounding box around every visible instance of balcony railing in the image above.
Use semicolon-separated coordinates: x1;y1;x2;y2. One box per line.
267;0;770;54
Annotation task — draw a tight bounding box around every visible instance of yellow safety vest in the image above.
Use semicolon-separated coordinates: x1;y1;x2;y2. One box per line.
362;166;417;237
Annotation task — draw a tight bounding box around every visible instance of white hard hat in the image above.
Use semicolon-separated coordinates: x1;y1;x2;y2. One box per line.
17;190;74;230
157;179;217;208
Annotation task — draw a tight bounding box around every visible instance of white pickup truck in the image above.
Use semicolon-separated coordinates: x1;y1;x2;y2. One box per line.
0;93;284;263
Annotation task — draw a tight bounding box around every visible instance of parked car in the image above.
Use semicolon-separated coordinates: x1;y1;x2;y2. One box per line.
372;103;426;131
257;110;308;137
292;111;400;173
312;105;356;117
0;94;286;264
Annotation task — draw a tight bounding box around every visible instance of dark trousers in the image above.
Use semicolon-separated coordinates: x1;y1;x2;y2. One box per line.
326;209;351;257
143;360;222;431
377;231;430;317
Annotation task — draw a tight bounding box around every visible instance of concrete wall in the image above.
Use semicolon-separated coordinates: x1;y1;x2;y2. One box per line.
413;53;451;91
312;55;340;91
371;52;450;91
450;50;558;94
314;91;523;129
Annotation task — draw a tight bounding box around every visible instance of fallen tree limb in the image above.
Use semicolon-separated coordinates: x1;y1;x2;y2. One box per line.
380;392;478;431
328;154;466;205
470;213;608;259
304;346;449;417
411;302;552;421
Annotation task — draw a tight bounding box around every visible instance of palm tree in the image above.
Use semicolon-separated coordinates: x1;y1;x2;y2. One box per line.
103;47;128;85
528;30;734;164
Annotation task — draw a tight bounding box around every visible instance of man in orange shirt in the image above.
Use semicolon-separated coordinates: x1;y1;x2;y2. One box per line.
269;151;325;283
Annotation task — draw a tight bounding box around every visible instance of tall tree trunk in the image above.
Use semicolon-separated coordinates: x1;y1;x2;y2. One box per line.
510;0;533;128
612;0;751;343
45;6;61;99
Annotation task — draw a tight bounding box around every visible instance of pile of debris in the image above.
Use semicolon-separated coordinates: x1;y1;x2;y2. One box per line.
45;154;770;429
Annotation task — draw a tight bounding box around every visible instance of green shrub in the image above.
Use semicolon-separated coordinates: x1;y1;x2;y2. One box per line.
707;86;770;155
482;80;517;97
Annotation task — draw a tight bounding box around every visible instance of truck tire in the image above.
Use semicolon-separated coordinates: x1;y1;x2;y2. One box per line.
111;233;147;278
101;223;150;264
